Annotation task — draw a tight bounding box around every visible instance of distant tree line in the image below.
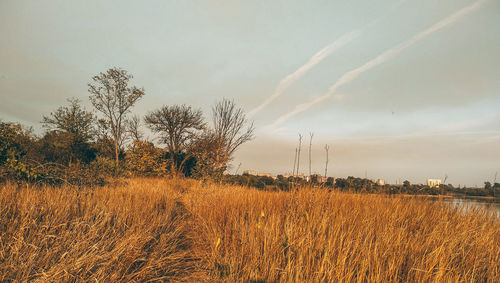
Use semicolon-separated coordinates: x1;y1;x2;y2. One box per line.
224;174;500;197
0;68;254;186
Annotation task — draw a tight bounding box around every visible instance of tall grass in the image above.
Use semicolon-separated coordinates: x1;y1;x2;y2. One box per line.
1;178;498;282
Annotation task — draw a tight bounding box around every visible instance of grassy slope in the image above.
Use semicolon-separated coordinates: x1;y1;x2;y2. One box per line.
1;178;498;282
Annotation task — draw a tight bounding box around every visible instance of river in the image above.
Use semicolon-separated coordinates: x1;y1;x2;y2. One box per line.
408;195;500;216
441;196;500;216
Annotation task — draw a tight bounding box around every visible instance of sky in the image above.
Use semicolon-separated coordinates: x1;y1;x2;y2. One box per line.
0;0;499;186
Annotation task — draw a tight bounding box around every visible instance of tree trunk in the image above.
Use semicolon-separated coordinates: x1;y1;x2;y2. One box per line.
309;133;313;179
170;153;177;178
114;140;120;172
293;148;297;176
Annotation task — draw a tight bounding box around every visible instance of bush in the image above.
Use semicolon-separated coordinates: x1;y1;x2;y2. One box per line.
125;140;168;177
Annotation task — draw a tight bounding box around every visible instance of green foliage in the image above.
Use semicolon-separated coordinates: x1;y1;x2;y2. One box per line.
93;136;117;160
0;121;37;182
1;118;104;186
126;140;168;177
224;174;292;191
42;98;95;143
0;122;30;162
334;177;375;192
145;104;205;176
4;156;38;182
37;131;97;165
189;133;225;182
221;174;499;197
90;155;128;179
39;99;98;166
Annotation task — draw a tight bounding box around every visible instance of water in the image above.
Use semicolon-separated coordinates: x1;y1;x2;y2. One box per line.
441;197;500;216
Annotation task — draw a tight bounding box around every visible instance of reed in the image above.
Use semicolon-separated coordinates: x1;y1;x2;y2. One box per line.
1;178;498;282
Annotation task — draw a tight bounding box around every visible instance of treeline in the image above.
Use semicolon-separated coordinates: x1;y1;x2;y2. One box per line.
224;175;500;197
0;68;254;186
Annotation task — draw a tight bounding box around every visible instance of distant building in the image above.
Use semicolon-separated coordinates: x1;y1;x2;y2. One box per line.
310;174;328;183
427;179;442;188
372;179;386;186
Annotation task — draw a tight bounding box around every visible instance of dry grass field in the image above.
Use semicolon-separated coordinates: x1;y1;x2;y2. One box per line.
1;178;498;282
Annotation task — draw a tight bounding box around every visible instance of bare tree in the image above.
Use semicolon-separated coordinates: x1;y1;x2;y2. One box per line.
324;144;330;178
296;134;302;175
212;99;254;174
126;115;143;141
234;162;242;175
494;172;498;197
88;68;145;167
308;132;314;178
292;147;298;176
145;104;205;174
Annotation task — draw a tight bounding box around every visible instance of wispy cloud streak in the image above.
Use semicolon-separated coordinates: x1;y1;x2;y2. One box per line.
246;31;359;119
247;0;407;119
269;0;486;128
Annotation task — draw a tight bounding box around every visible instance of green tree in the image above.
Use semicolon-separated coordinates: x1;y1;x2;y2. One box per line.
0;121;37;181
41;98;96;164
484;181;492;190
189;132;223;181
126;140;168;177
42;98;95;142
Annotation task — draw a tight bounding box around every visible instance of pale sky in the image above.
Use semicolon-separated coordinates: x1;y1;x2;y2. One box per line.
1;0;499;186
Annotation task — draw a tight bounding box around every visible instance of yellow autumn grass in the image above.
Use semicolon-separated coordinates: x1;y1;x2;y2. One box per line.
1;178;498;282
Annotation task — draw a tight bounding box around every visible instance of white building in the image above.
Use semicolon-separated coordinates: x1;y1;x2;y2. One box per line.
372;179;386;186
427;179;442;188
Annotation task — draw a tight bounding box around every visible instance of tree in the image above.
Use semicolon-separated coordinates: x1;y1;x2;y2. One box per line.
484;181;492;191
0;122;29;164
145;104;205;174
0;121;36;181
41;98;97;164
37;131;96;165
324;144;330;178
308;132;313;178
126;140;168;177
292;147;297;176
296;134;302;175
126;115;143;141
211;99;254;175
189;132;222;180
42;98;95;143
88;68;145;167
